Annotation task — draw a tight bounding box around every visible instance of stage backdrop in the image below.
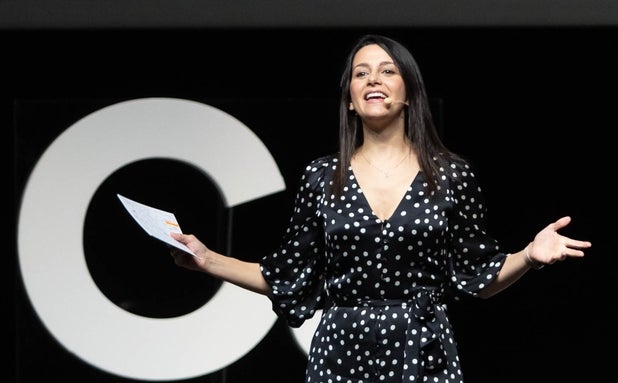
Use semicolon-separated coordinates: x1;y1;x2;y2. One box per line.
10;28;616;383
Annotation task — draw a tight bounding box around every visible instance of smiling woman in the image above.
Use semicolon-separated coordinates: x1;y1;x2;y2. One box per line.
166;34;592;383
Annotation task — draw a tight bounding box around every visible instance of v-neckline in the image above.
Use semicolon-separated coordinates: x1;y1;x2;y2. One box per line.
350;166;420;222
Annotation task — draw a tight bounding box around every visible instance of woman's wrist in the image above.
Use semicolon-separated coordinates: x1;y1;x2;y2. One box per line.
523;244;544;270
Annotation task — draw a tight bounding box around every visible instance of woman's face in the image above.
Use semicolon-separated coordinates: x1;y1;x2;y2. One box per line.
349;44;407;120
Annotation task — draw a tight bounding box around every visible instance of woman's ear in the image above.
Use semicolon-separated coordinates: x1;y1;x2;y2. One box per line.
348;102;355;111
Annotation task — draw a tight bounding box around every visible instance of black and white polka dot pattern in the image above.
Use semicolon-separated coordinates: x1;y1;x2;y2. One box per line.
261;154;507;382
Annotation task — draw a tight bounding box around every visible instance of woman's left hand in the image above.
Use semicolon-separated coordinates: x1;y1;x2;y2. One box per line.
527;216;592;266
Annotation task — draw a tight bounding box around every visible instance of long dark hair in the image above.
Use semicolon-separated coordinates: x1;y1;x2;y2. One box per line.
333;34;462;196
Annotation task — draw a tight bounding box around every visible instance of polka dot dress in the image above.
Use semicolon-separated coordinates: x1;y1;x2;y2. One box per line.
260;154;507;383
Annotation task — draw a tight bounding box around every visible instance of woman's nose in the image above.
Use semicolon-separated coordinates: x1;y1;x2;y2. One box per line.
368;72;381;84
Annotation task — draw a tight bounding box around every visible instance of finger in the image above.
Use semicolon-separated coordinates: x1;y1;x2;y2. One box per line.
565;239;592;250
562;244;589;259
171;233;190;246
550;216;571;231
565;249;586;258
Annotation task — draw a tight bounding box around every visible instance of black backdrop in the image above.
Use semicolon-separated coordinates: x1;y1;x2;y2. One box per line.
6;27;617;382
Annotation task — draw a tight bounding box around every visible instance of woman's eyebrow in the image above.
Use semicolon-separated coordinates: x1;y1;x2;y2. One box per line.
353;61;395;70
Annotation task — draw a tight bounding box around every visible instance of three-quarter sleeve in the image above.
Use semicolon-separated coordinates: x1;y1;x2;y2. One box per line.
444;162;508;297
259;157;332;327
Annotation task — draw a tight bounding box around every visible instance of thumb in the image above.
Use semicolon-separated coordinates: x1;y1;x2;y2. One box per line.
170;232;184;241
550;216;571;232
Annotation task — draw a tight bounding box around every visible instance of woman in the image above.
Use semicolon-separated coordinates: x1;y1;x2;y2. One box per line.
170;34;591;383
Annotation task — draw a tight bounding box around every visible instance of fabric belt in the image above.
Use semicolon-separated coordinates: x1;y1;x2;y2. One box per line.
329;289;450;381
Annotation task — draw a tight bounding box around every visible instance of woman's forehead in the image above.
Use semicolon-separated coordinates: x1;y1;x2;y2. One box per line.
353;44;392;65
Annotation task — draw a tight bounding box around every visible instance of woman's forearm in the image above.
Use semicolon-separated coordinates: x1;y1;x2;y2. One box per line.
204;250;272;296
478;248;531;299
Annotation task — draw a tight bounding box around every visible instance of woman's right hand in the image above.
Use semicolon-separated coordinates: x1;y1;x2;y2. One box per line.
169;232;210;272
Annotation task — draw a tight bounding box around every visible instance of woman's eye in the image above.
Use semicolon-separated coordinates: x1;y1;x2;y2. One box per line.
354;71;368;78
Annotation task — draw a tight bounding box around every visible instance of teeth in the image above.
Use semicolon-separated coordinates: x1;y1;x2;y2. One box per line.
366;92;386;100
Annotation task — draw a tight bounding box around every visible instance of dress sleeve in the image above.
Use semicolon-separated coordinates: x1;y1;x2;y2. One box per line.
445;161;508;298
259;157;331;327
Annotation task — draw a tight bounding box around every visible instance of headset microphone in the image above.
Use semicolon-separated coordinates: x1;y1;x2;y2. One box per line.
384;97;408;106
